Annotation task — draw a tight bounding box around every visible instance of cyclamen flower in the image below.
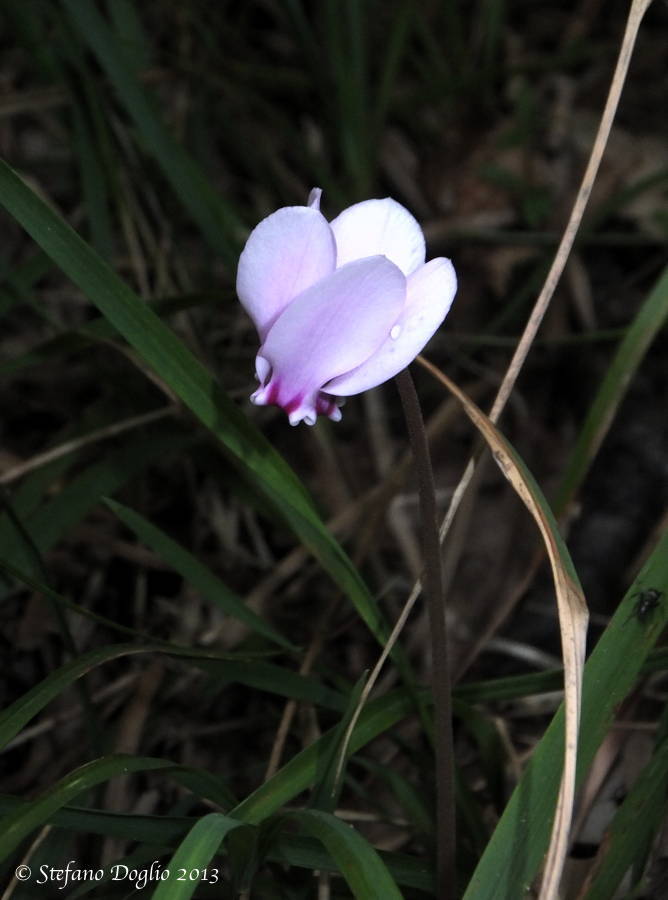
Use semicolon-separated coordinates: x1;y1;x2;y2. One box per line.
237;188;456;426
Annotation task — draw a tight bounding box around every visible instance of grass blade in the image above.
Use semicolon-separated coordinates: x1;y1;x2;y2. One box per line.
0;755;172;864
288;808;404;899
152;813;243;899
462;530;668;899
61;0;243;264
419;356;589;897
231;686;428;825
0;643;161;751
0;798;434;892
104;497;296;651
0;426;192;577
555;263;668;513
581;732;668;898
0;157;390;649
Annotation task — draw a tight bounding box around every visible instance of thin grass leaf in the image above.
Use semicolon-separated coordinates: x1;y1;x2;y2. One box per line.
555;263;668;513
323;0;372;194
455;699;507;814
475;0;506;98
287;808;404;899
61;0;243;264
191;658;345;711
152;813;243;900
310;672;367;812
106;0;150;73
419;356;589;896
580;732;668;899
68;75;115;259
0;798;434;892
104;497;296;652
355;757;433;837
161;768;238;811
0;796;193;845
373;1;413;136
0;614;341;756
0;643;160;751
0;159;392;651
5;3;61;82
457;641;668;703
455;669;564;704
230;686;428;825
463;529;668;899
270;832;433;893
0;755;173;864
1;555;203;648
0;291;221;377
1;426;193;578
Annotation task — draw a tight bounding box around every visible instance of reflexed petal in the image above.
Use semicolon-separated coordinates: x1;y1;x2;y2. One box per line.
330;198;426;275
251;256;406;425
316;393;343;422
325;257;456;396
236;205;336;341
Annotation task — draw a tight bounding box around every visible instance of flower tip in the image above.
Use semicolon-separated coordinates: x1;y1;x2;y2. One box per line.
288;408;316;426
307;187;322;210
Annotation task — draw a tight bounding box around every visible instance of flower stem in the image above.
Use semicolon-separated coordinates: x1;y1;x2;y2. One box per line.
395;369;455;899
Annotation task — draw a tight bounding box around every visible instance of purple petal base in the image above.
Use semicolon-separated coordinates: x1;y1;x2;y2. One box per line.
251;379;342;426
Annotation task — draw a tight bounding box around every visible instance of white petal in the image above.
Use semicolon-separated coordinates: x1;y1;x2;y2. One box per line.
324;257;456;396
330;198;426;275
251;256;406;425
236;205;336;342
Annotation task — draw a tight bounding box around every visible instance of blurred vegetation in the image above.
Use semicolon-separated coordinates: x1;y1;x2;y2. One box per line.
0;1;667;897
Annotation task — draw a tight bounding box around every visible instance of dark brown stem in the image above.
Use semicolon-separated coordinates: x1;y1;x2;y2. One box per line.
395;368;455;899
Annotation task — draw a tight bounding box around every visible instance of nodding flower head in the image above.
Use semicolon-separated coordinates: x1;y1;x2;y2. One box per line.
236;188;456;426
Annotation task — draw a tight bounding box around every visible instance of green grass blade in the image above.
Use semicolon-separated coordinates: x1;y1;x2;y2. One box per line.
231;686;428;825
270;833;432;893
463;530;668;899
61;0;243;264
0;427;192;577
106;0;150;72
0;643;157;751
68;79;115;259
287;809;404;899
0;156;391;649
582;732;668;899
0;796;194;845
373;1;414;136
160;768;238;811
190;658;344;710
0;798;434;892
555;263;668;512
0;628;340;754
104;498;296;651
0;755;172;864
152;814;243;900
309;673;367;812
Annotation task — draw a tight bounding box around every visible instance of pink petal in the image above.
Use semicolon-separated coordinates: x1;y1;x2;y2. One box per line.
251;256;406;425
324;257;456;396
236;205;336;342
330;198;426;275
